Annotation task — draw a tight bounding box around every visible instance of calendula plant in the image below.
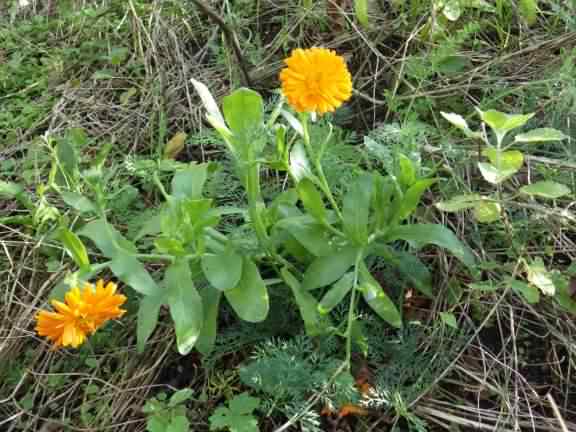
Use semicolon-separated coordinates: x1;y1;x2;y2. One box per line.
48;48;475;366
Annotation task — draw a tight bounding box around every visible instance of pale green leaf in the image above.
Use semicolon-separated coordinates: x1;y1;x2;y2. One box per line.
439;312;458;328
318;272;355;315
436;194;482;212
514;127;568;143
109;255;161;296
224;258;269;322
520;181;571;199
166;259;203;355
202;250;243;291
137;294;164;353
473;200;501;223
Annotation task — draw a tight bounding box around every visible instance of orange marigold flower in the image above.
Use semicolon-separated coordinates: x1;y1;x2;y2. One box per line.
279;47;352;115
35;280;126;348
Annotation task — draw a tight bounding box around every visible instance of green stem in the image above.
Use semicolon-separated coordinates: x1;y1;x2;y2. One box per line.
345;249;363;369
300;113;343;220
245;160;270;252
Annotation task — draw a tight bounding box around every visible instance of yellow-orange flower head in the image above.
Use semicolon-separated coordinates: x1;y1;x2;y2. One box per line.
35;280;126;348
279;47;352;115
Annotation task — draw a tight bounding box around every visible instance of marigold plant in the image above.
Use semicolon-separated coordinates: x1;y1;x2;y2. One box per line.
36;280;126;348
279;47;352;114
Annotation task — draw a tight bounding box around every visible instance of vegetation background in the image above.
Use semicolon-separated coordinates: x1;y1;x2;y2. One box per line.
1;0;575;431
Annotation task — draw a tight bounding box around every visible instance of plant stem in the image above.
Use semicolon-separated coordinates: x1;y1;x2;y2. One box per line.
345;249;363;370
300;113;343;220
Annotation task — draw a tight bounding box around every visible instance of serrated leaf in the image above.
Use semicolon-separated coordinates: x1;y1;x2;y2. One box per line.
514;127;567;143
166;259;203;355
520;181;570;199
436;194;482;212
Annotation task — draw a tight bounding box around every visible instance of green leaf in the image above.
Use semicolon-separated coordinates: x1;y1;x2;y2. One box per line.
318;272;355;315
477;162;514;184
229;393;260;415
167;416;190;432
477;109;534;140
372;245;433;297
436;194;482;212
385;224;475;269
166;259;203;355
483;148;524;172
224;258;269;322
281;268;324;336
397;154;416;188
509;279;540;304
359;263;402;328
440;112;481;138
303;246;359;290
202;250;243;291
109;255;161;296
442;0;462;20
520;181;571;199
169;388;193;407
171;163;208;201
514;127;567;143
78;219;137;257
56;138;78;177
0;180;24;198
343;174;372;246
196;285;221;355
209;393;260;432
526;258;555;296
276;218;334;257
354;0;369;27
60;191;97;214
297;178;326;223
518;0;538;25
473;200;501;223
137;293;164;353
223;88;264;137
289;141;315;183
469;281;499;291
440;312;458;328
393;178;437;223
58;227;90;269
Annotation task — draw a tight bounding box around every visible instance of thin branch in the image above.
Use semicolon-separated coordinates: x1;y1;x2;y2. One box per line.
189;0;253;88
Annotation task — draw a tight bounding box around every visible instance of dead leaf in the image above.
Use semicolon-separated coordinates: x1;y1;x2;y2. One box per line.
163;132;187;160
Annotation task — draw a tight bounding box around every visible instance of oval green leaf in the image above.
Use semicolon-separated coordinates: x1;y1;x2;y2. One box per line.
224;258;269;322
201;250;243;291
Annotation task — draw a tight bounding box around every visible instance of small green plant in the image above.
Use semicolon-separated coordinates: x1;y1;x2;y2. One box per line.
438;107;573;307
143;389;193;432
209;393;261;432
